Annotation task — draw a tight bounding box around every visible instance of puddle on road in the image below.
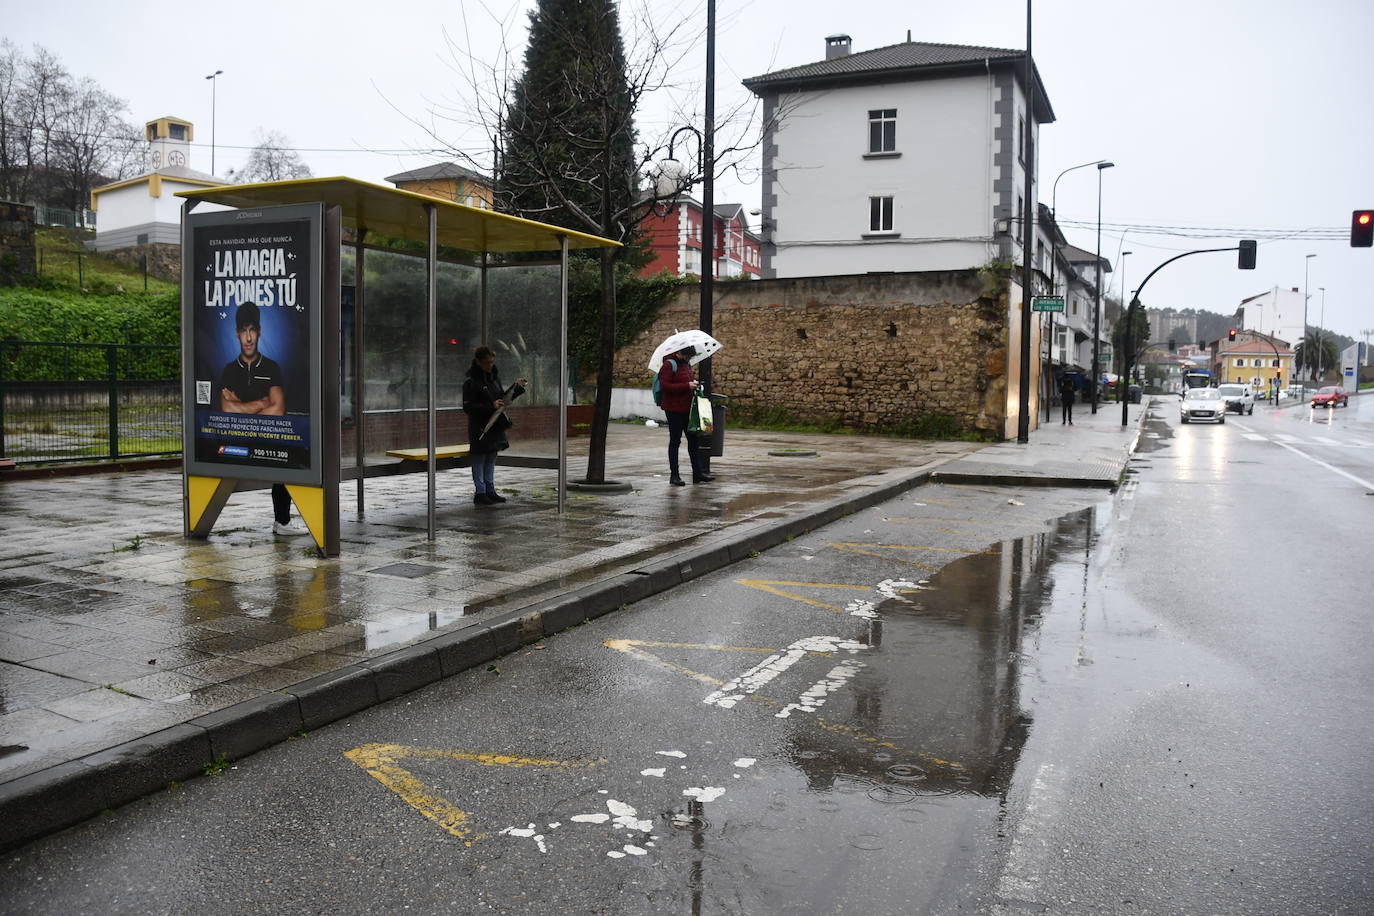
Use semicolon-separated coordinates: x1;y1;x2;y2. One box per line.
655;505;1104;912
782;508;1099;800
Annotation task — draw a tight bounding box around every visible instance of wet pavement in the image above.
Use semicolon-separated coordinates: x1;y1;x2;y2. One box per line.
0;405;1144;850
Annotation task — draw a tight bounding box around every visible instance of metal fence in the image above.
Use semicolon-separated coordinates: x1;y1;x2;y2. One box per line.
0;341;180;465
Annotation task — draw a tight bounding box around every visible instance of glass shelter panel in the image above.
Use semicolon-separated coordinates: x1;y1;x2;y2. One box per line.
338;247;561;469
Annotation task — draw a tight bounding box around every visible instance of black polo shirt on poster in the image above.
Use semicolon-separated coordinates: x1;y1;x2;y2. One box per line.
220;353;285;406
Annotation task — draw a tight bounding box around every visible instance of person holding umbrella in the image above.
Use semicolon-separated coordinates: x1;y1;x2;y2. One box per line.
658;345;712;486
463;345;526;505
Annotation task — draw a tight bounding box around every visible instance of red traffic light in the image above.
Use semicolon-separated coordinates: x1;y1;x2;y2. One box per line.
1354;210;1374;247
1228;328;1237;341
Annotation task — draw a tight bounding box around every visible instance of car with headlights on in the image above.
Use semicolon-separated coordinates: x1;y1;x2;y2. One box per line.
1310;386;1348;408
1216;383;1255;415
1180;387;1226;424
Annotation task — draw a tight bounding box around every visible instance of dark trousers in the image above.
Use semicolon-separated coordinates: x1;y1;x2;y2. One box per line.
1061;398;1074;424
271;484;291;525
665;410;703;479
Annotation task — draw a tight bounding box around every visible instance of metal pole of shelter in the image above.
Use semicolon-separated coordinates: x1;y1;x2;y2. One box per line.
426;203;438;540
354;230;367;517
480;251;490;348
558;236;569;514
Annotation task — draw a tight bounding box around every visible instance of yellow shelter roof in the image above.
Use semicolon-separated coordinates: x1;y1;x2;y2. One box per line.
177;176;619;254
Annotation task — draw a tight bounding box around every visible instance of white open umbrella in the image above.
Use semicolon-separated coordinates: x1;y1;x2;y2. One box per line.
648;329;723;373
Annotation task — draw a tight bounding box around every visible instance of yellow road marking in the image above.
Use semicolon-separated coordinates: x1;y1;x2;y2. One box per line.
734;578;874;613
829;541;989;570
343;744;600;845
603;638;777;686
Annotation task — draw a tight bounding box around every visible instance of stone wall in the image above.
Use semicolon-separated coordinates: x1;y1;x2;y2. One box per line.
99;242;182;283
614;270;1010;437
0;200;37;284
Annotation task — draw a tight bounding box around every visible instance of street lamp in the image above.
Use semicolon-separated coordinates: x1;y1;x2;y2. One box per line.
205;70;223;176
1318;286;1326;379
1044;158;1110;421
1303;253;1315;381
1091;161;1115;413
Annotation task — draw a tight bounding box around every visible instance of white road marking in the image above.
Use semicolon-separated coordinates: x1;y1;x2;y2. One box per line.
683;786;726;803
775;658;867;719
1309;436;1342;446
702;635;868;710
1242;433;1267;441
1271;439;1374;491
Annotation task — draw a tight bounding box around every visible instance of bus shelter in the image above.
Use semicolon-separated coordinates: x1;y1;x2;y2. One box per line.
176;177;618;556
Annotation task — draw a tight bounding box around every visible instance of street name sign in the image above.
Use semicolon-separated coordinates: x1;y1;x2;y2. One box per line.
1032;296;1065;312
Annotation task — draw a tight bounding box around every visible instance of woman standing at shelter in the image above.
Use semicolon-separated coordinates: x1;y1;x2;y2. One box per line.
658;346;712;486
463;346;526;505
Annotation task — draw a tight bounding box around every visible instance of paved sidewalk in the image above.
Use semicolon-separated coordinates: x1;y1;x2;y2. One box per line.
0;407;1145;850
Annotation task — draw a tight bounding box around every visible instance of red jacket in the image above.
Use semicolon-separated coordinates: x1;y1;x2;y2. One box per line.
658;357;696;413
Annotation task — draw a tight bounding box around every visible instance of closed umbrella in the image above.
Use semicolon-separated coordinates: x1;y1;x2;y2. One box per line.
648;329;723;373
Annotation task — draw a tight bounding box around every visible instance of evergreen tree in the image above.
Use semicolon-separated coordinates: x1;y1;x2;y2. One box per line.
499;0;644;484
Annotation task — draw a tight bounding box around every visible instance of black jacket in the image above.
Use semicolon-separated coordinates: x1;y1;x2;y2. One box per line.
462;360;525;453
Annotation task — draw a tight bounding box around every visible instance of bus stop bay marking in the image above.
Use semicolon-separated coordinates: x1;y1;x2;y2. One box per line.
733;579;923;614
602;638;970;772
703;635;869;718
342;744;601;846
828;542;992;571
344;743;753;859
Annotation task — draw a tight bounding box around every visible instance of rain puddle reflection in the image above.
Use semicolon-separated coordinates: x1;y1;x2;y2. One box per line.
661;506;1101;912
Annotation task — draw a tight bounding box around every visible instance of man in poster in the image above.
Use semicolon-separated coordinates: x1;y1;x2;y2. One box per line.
219;302;286;415
215;301;308;535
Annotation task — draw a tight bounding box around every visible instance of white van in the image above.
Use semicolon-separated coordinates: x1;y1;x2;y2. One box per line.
1216;383;1255;415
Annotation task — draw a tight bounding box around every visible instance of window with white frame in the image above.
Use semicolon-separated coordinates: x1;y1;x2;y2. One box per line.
868;109;896;154
1234;358;1247;368
869;196;894;233
683;248;701;275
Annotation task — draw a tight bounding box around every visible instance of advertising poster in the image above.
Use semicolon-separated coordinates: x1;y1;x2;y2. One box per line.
185;205;321;481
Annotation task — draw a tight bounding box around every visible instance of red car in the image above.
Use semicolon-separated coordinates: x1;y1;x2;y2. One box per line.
1310;386;1349;408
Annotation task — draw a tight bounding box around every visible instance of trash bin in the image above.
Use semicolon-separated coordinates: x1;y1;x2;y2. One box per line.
1128;384;1142;404
698;393;728;457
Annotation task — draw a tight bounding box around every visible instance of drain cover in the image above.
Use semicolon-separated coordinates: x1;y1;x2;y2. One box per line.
369;562;441;579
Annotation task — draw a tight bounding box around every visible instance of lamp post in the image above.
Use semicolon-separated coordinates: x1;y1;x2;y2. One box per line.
1317;286;1326;380
1091;161;1115;413
1303;253;1315;381
205;70;223;176
1045;158;1110;421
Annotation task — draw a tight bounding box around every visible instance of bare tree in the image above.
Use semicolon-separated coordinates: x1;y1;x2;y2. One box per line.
403;0;775;484
236;130;313;184
0;41;141;222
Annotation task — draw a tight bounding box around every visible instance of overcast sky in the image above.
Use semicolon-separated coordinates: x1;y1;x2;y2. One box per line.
4;0;1371;341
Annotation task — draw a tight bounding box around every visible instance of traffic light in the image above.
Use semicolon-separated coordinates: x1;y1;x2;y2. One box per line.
1168;339;1176;352
1228;328;1237;341
1238;238;1257;269
1353;210;1374;247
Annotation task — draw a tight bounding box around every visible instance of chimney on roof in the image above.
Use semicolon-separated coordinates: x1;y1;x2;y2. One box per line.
826;34;852;60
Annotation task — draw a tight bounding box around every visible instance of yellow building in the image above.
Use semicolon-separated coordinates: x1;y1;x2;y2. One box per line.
385;163;493;209
1218;332;1293;394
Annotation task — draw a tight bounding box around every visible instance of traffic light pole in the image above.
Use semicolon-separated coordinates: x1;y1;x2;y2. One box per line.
1121;244;1249;427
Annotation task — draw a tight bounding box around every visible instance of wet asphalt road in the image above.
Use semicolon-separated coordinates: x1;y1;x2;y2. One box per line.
2;396;1372;914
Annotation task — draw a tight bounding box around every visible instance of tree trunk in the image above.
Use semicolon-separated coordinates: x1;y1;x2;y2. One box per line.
582;246;617;483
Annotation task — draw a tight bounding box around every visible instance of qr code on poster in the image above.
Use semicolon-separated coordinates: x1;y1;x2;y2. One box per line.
196;381;211;405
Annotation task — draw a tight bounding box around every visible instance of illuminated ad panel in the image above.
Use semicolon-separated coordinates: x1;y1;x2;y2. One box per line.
183;203;324;485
